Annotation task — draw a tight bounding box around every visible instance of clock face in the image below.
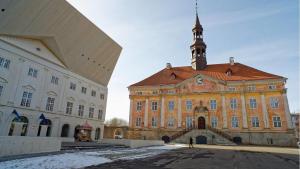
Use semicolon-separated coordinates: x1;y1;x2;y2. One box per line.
197;77;203;84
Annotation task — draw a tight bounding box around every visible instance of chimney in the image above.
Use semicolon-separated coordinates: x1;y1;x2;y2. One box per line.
229;57;234;65
166;63;172;69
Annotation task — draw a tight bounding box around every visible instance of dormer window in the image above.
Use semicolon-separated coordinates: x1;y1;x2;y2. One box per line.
226;68;233;76
170;73;176;80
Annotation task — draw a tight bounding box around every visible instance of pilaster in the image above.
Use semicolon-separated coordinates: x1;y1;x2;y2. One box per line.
241;94;248;128
221;94;227;128
260;93;270;128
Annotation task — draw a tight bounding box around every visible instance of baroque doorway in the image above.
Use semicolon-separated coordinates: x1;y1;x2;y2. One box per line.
198;117;205;129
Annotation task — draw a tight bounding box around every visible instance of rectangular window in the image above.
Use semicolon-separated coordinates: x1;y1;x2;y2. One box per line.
231;116;239;128
100;93;105;100
136;91;142;95
230;98;237;110
151;101;158;111
51;76;59;85
78;105;84;117
0;57;10;69
28;68;38;78
66;102;73;115
81;87;87;94
136;101;142;111
151;117;157;127
46;97;55;111
249;98;257;109
186;116;193;128
228;87;236;91
247;85;256;91
167;117;175;127
20;91;32;107
252;117;259;127
186;100;192;111
89;107;94;118
210;100;217;110
98;109;103;120
270;97;279;108
136;117;141;127
70;82;76;90
0;85;3;96
268;84;276;90
168;101;174;111
211;117;218;128
91;90;96;97
273;116;281;127
3;59;10;69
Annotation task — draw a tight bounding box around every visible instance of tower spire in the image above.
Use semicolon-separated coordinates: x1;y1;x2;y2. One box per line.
190;1;207;70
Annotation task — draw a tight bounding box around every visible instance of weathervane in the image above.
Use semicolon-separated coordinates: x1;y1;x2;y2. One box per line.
195;0;198;15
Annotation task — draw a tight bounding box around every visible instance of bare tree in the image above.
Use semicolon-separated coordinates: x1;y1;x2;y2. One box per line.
105;117;128;126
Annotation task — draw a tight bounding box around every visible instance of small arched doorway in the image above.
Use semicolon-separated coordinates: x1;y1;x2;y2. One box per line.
196;135;207;144
61;124;69;137
8;116;29;136
198;116;205;129
233;137;242;144
114;129;123;139
37;119;52;137
162;135;170;143
95;128;101;140
74;125;80;140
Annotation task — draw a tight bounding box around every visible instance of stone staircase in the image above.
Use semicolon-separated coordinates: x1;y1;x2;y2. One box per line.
170;127;236;145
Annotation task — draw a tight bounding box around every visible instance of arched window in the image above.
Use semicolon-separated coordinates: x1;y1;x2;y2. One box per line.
95;128;101;140
61;124;69;137
8;116;29;136
37;118;52;137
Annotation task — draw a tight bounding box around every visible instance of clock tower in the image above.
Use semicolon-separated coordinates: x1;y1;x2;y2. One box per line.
190;2;207;70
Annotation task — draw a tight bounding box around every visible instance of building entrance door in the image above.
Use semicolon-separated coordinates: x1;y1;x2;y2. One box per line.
198;117;205;129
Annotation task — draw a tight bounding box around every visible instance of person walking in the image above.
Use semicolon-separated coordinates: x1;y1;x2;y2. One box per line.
189;137;194;148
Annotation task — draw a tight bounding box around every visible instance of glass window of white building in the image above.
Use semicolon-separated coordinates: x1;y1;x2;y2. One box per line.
89;107;94;118
20;91;32;107
252;116;259;127
186;100;192;111
78;105;84;117
81;87;87;94
91;90;96;97
230;98;237;109
231;116;239;128
70;82;76;90
98;109;103;120
66;102;73;114
100;93;105;100
249;98;257;109
50;76;59;85
28;68;38;78
210;100;217;110
0;85;3;96
168;101;175;111
0;57;10;69
46;97;55;111
273;116;281;127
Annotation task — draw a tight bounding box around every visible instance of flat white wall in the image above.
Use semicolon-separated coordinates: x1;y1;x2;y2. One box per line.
100;139;164;148
0;136;61;157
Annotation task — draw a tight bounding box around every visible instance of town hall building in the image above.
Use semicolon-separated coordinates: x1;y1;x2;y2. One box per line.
127;11;295;146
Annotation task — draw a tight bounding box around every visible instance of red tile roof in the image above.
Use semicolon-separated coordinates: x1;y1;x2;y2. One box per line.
130;63;284;87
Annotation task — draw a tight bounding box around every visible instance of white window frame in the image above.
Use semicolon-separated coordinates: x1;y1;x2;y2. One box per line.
186;100;192;111
168;101;175;111
70;82;76;90
211;116;218;128
151;101;158;111
268;84;276;90
100;93;105;100
210;100;217;110
66;102;73;115
167;117;175;128
20;91;33;107
230;98;237;110
270;97;279;108
136;101;142;111
273;116;282;127
46;97;55;111
81;87;87;94
28;68;38;78
0;85;3;96
0;57;11;69
251;116;259;127
51;76;59;85
231;116;239;128
98;109;103;120
91;90;96;97
247;85;256;91
186;116;193;128
136;117;141;127
249;98;257;109
78;105;84;117
228;87;236;91
89;107;94;118
151;117;157;127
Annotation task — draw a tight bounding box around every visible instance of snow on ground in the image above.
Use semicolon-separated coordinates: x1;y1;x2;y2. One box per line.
0;144;182;169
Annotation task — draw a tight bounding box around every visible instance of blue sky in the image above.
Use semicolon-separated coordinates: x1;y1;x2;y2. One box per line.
67;0;299;121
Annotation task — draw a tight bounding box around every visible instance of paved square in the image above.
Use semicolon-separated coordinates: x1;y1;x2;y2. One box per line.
86;145;299;169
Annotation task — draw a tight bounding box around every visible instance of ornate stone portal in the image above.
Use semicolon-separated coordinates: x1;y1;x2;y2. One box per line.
193;101;209;129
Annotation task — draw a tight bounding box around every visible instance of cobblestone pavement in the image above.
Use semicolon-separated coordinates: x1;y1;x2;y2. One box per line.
86;146;299;169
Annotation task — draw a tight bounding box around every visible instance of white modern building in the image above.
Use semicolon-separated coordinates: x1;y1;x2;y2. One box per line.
0;0;122;141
